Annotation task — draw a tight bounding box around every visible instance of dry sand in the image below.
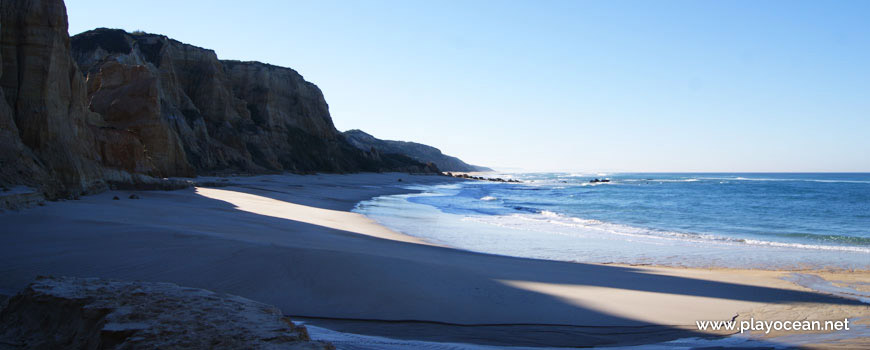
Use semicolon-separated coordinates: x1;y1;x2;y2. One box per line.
1;173;867;348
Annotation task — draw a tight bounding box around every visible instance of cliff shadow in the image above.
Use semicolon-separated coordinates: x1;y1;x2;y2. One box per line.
0;180;864;348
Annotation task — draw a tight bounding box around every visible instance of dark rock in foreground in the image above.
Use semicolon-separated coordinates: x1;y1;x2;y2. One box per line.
0;276;333;350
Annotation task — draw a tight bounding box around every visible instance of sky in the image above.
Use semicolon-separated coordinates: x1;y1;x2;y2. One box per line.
66;0;870;172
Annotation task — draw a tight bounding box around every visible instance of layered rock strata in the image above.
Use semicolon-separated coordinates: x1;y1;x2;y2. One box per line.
0;0;438;205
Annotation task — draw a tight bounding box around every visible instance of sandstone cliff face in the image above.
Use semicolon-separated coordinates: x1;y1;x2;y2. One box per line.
0;276;334;349
73;29;273;175
71;29;428;175
344;129;491;172
223;61;360;172
0;81;51;195
86;61;193;177
0;0;437;204
0;0;106;198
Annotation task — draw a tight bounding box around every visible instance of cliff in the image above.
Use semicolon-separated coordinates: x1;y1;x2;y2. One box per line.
344;129;491;172
0;0;437;204
0;0;107;198
0;276;333;349
70;28;436;176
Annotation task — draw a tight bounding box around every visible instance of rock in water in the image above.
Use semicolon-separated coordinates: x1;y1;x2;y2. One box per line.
0;276;334;349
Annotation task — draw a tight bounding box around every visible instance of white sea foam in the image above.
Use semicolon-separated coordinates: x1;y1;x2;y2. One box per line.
303;322;845;350
574;181;616;187
557;173;589;178
466;210;870;254
621;178;699;183
357;178;870;269
540;210;560;218
581;176;868;185
785;273;870;304
303;324;571;350
613;176;870;184
741;239;870;253
696;176;870;184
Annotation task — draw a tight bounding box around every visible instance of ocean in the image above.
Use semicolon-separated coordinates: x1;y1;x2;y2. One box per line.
355;173;870;270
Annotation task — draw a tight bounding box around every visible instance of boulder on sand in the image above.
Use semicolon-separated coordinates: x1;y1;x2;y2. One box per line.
0;276;333;350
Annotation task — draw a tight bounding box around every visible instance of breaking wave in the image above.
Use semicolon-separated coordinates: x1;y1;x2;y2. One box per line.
466;210;870;254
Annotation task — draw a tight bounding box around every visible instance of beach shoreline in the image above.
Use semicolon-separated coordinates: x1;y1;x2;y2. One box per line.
1;173;868;348
364;172;870;271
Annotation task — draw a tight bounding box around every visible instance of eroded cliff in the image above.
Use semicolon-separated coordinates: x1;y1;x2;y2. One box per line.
72;28;429;176
0;0;437;204
344;129;491;172
0;0;106;198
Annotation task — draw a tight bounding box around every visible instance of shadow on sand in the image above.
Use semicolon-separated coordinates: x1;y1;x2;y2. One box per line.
0;178;864;348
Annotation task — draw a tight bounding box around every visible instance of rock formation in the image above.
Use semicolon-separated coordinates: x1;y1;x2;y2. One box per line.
344;129;491;172
0;0;107;198
0;276;333;349
86;60;194;178
70;28;435;177
0;0;439;206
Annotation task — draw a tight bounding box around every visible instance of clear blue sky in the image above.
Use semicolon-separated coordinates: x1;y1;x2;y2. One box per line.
66;0;869;172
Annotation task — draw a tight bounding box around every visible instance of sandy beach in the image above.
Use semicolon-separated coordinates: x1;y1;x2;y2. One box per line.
1;173;868;348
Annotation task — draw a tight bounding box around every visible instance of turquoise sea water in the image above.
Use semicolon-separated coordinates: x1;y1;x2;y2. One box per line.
355;173;870;269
